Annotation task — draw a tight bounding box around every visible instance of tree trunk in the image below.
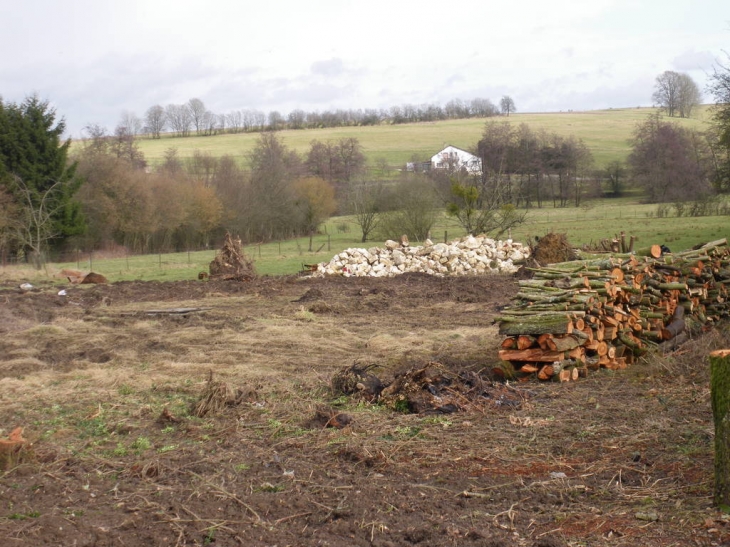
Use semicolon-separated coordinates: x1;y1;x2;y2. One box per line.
711;349;730;509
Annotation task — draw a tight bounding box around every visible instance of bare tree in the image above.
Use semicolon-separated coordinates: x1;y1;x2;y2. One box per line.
628;113;711;201
165;104;192;137
253;110;266;131
10;175;64;268
306;137;366;192
378;175;439;241
348;180;384;243
226;110;243;133
605;160;626;197
268;111;284;130
652;71;700;118
444;99;468;119
653;71;681;116
186;150;218;186
119;110;143;136
144;105;166;139
111;124;146;169
470;98;498;117
707;52;730;191
293;177;337;251
247;132;303;240
678;73;702;118
188;98;207;135
500;96;516;116
288;109;306;129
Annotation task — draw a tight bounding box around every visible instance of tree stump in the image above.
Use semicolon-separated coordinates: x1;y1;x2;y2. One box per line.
710;349;730;510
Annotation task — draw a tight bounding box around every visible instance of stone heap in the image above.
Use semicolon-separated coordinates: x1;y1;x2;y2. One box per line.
312;235;529;278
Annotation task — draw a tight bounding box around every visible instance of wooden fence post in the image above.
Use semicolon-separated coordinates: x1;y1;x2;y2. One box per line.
710;349;730;509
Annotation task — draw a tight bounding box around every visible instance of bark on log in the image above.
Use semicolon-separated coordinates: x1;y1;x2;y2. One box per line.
498;315;575;336
498;349;564;362
661;305;686;341
546;334;582;352
710;349;730;509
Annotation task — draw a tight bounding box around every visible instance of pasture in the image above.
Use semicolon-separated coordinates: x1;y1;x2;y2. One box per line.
116;107;713;171
3;196;728;283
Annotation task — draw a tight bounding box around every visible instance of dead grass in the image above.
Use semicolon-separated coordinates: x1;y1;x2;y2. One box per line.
0;275;728;546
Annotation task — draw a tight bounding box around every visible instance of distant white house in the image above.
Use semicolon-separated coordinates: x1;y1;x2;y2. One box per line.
430;145;482;174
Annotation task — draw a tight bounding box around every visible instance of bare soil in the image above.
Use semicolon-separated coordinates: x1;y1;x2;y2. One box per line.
0;273;728;546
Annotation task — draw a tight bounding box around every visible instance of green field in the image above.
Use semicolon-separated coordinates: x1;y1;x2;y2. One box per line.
121;106;712;171
4;196;728;284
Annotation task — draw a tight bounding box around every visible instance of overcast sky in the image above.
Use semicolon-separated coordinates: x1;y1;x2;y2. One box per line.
1;0;728;137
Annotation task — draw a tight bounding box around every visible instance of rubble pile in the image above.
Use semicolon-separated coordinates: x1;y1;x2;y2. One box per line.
312;235;529;278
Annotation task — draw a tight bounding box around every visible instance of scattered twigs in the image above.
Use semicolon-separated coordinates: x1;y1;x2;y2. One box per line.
186;471;263;523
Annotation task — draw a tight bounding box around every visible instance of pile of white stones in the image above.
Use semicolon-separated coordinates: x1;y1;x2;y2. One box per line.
312;235;529;278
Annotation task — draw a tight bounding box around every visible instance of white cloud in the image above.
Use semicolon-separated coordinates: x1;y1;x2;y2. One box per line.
672;50;720;72
1;0;727;136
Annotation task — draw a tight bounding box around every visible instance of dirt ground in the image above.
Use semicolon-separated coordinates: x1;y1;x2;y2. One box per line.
0;272;729;546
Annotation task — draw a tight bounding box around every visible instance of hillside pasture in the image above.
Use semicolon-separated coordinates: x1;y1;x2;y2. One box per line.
121;107;713;171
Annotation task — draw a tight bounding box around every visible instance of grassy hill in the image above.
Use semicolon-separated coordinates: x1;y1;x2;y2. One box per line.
128;106;713;171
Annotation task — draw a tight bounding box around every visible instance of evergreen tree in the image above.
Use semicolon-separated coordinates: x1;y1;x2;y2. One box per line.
0;95;85;255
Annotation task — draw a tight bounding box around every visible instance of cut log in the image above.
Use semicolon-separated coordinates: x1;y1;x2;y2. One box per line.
499;349;564;362
537;333;552;350
501;337;517;349
517;335;537;350
498;314;575;336
584;339;599;351
610;267;625;283
537;364;554;381
491;361;516;380
546;334;582;352
660;305;686;341
566;347;585;360
596;341;609;356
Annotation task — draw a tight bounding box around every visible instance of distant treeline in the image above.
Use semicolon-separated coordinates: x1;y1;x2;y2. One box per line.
123;97;512;140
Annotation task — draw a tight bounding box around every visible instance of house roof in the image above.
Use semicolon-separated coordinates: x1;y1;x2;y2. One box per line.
438;144;475;156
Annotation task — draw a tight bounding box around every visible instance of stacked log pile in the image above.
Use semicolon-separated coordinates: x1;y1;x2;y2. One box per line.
313;235;529;278
497;239;730;382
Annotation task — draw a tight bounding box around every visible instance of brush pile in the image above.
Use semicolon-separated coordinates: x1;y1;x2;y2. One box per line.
331;362;527;413
497;238;730;381
209;232;256;281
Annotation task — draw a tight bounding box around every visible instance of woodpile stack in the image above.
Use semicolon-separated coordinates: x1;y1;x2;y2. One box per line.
497;239;730;382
